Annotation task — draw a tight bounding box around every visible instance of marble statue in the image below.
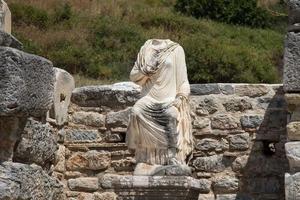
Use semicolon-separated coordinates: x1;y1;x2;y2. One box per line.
126;39;193;175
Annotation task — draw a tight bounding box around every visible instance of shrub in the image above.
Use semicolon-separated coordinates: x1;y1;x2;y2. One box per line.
53;3;72;23
10;3;49;29
174;0;272;28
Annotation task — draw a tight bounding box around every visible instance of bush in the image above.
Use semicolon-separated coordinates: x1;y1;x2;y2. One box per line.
175;0;272;28
10;3;49;29
53;3;72;23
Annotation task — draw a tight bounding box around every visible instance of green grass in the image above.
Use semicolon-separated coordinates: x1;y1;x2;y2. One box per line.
7;0;287;85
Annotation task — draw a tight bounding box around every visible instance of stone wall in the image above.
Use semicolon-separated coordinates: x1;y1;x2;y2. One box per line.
53;82;288;200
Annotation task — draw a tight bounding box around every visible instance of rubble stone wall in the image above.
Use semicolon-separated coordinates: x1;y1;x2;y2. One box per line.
55;82;288;200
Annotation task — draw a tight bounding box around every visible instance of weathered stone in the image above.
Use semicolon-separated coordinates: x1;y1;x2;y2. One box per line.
198;194;215;200
0;162;64;200
106;108;131;128
284;32;300;92
111;158;134;172
285;93;300;107
235;84;269;97
68;177;98;192
48;68;74;125
232;155;249;172
223;98;252;112
65;171;83;179
285;172;300;200
191;84;220;95
72;111;105;127
14;118;57;166
240;115;263;129
216;194;252;200
165;165;192;176
0;117;23;161
193;117;210;129
286;142;300;172
287;0;300;26
0;47;55;117
66;150;111;171
195;97;220;116
107;133;124;143
287;122;300;140
0;0;11;34
0;30;22;49
71;82;141;108
94;192;117;200
213;176;239;194
193;155;227;172
227;133;250;151
196;138;228;152
219;84;235;95
211;114;239;130
65;129;100;142
54;145;65;173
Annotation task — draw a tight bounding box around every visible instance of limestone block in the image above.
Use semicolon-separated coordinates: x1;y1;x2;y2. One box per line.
54;145;65;173
0;0;11;34
285;172;300;200
0;162;64;200
286;142;300;171
196;138;228;152
94;192;117;200
191;84;221;95
71;111;105;127
65;129;100;142
211;114;240;130
198;194;215;200
14;118;57;166
285;93;300;108
106;108;131;128
48;68;74;125
235;84;269;97
192;97;220;116
287;122;300;140
0;30;22;49
240;115;263;129
213;176;239;194
71;82;141;109
193;117;210;129
111;158;135;172
0;47;55;117
227;133;250;151
193;155;227;172
223;98;252;112
68;177;99;192
284;32;300;92
216;194;252;200
232;155;249;172
66;150;111;171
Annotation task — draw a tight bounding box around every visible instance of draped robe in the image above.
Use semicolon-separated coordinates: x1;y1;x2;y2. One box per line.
126;39;193;165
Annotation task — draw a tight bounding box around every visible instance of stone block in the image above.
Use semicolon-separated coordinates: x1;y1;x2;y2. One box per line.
286;142;300;171
0;47;55;117
235;84;269;97
193;155;228;172
240;115;264;129
191;84;221;95
54;145;65;173
0;0;11;34
196;138;228;152
223;98;252;112
213;176;239;194
72;111;105;127
193;97;220;116
111;158;134;172
232;155;249;172
14;118;57;166
285;172;300;200
198;194;215;200
94;192;117;200
0;162;64;200
68;177;99;192
284;32;300;92
48;68;74;125
227;133;250;151
71;82;141;109
287;121;300;140
216;194;252;200
211;114;239;130
66;150;111;171
193;117;210;129
0;30;22;49
65;129;100;142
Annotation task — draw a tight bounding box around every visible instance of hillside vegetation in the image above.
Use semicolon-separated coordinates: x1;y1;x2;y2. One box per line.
6;0;287;86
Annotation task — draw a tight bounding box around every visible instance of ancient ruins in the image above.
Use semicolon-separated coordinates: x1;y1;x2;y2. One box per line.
1;0;300;200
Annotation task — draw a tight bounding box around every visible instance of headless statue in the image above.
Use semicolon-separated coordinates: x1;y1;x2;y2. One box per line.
126;39;193;175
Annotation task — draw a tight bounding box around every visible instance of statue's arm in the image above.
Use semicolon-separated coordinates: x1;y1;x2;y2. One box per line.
176;46;190;98
130;63;149;86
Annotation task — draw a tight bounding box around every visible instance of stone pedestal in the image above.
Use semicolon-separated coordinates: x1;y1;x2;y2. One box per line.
101;174;211;200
